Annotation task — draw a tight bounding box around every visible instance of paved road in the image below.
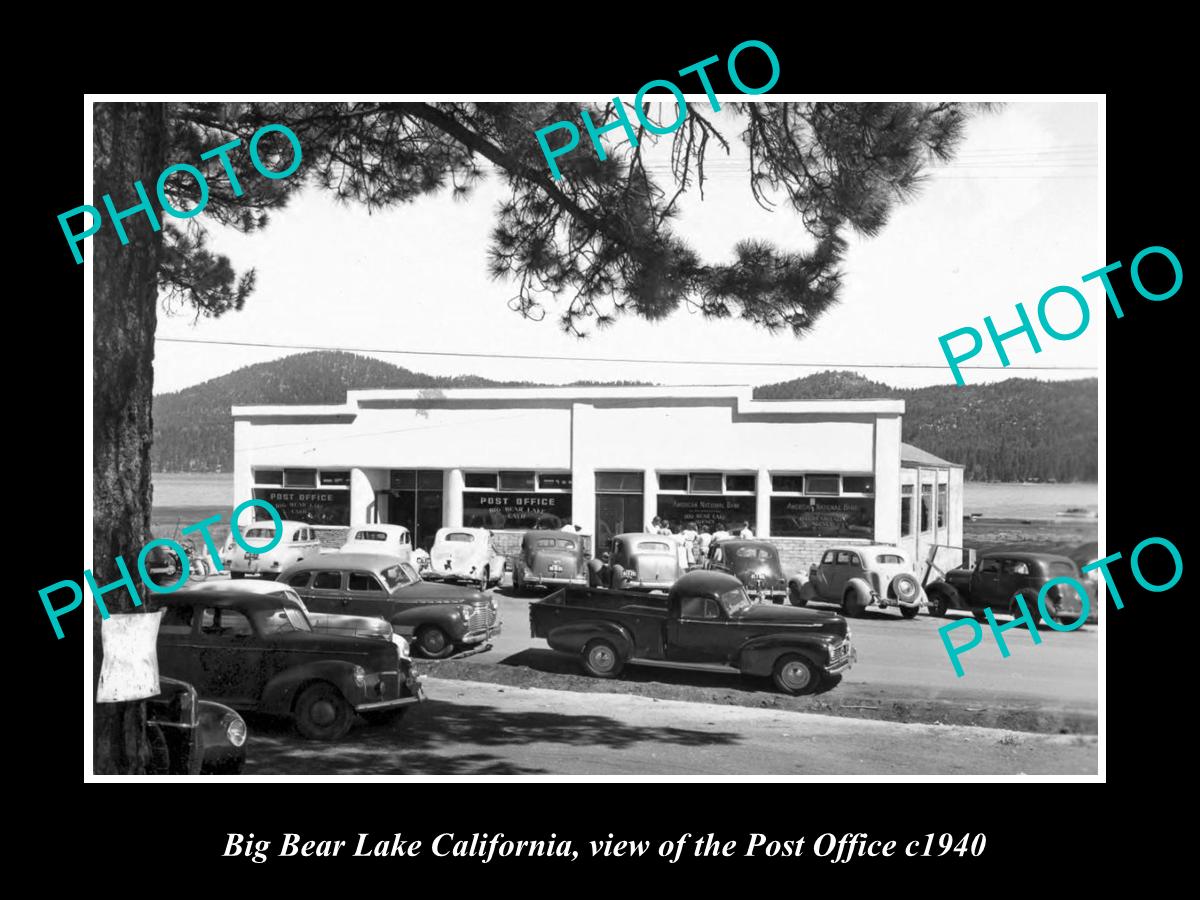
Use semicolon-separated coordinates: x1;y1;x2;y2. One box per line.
457;586;1098;715
243;677;1097;775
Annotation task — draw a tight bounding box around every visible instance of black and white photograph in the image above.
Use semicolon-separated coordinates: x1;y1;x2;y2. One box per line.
76;92;1110;781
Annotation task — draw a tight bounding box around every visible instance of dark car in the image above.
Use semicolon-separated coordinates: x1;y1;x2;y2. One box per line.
280;553;501;660
145;676;247;774
513;530;588;594
156;590;423;741
586;533;690;591
705;539;789;603
530;570;854;695
927;550;1091;626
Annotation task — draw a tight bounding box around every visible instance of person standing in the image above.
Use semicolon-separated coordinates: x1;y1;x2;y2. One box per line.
739;520;754;539
680;521;698;564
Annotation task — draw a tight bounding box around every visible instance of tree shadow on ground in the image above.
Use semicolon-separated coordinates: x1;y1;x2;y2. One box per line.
243;697;741;775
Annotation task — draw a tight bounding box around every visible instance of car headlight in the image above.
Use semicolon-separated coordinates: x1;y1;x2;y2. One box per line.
224;713;247;748
352;665;366;686
459;606;472;622
392;634;410;660
489;595;497;611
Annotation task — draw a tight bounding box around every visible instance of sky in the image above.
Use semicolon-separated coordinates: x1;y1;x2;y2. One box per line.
152;101;1100;395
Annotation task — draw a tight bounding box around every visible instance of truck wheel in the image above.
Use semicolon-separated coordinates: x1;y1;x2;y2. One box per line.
788;580;807;607
772;654;820;695
294;683;353;741
513;567;525;595
416;626;456;660
581;639;624;678
926;583;957;618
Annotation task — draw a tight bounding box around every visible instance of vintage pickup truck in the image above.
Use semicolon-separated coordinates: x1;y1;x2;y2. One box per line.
529;570;854;695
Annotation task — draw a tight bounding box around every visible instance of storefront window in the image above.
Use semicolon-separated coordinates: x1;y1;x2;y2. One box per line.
255;469;283;485
725;474;756;493
463;470;573;530
596;471;643;493
843;476;874;494
284;468;316;487
901;485;913;537
772;475;804;493
920;484;933;533
499;470;535;490
464;472;497;489
689;473;723;494
252;468;349;525
655;472;757;534
659;473;688;492
805;475;840;495
770;497;874;538
937;483;947;528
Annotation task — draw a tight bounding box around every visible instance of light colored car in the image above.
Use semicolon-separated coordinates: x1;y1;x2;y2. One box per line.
227;520;320;579
792;545;926;618
426;527;507;590
184;578;411;659
587;533;691;592
340;523;414;562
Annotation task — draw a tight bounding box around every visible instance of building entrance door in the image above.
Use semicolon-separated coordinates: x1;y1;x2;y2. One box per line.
595;494;643;555
386;470;444;551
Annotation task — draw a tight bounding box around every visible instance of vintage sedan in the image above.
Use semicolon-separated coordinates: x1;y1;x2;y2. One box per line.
228;520;321;580
513;530;588;593
184;578;406;651
146;676;247;774
340;523;415;563
792;545;926;618
705;539;789;603
426;527;507;590
280;553;501;660
587;533;690;592
156;590;423;741
927;550;1090;626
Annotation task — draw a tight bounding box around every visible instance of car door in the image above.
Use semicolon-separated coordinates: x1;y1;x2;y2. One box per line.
664;594;729;663
155;602;201;685
192;607;267;706
809;551;834;598
344;571;393;618
707;545;729;573
825;551;855;597
301;569;347;615
998;558;1031;606
973;557;1004;606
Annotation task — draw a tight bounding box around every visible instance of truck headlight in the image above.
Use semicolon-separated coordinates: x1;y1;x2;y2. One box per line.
224;713;247;748
352;665;366;687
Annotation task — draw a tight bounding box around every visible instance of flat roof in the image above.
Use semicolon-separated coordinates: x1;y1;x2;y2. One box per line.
233;385;905;419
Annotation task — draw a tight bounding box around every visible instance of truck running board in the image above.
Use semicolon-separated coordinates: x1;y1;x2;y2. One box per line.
629;658;740;675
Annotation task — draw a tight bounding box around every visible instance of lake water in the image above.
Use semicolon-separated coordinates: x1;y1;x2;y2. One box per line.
151;473;1098;520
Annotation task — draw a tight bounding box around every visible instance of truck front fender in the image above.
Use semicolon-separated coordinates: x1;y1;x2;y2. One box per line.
546;620;635;659
737;635;834;677
259;660;361;716
389;606;468;641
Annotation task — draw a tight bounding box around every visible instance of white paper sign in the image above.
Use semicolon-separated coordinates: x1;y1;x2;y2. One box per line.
96;610;164;703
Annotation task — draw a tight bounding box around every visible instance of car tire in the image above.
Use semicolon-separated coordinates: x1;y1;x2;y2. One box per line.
788;580;807;607
899;603;920;619
294;683;354;741
480;567;490;592
581;639;624;678
513;567;526;595
415;626;456;660
772;653;820;695
146;723;171;775
362;707;409;727
842;585;868;618
1011;592;1044;628
230;571;245;580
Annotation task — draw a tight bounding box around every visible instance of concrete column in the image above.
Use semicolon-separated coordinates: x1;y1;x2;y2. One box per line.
643;468;657;528
231;419;254;529
570;403;596;539
756;468;771;538
445;468;464;527
873;414;902;545
349;468;374;523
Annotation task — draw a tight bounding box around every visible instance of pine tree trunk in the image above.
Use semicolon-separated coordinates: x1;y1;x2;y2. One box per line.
92;103;167;774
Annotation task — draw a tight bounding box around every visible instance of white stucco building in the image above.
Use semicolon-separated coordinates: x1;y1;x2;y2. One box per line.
231;386;963;572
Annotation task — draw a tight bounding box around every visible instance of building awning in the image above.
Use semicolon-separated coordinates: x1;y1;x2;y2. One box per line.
901;442;963;468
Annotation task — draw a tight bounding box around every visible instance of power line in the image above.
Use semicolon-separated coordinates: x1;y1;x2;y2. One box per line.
156;336;1097;372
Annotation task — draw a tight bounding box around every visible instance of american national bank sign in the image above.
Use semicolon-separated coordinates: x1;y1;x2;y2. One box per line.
465;492;572;530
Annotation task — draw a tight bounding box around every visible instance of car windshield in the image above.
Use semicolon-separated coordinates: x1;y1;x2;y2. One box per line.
257;605;311;635
444;532;476;543
718;587;755;616
381;564;415;589
353;531;388;542
877;554;905;565
243;528;275;539
636;541;672;553
400;562;422;583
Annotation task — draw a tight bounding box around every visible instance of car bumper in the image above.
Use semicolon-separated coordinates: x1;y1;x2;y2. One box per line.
228;558;281;575
624;580;676;591
523;573;587;587
461;622;503;644
825;644;857;675
355;670;424;712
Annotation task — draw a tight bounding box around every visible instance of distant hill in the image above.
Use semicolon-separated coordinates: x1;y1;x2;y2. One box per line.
755;372;1097;482
152;353;1096;482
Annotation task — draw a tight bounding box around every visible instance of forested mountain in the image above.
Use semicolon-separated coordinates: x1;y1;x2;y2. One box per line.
152;353;1097;481
754;372;1097;482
